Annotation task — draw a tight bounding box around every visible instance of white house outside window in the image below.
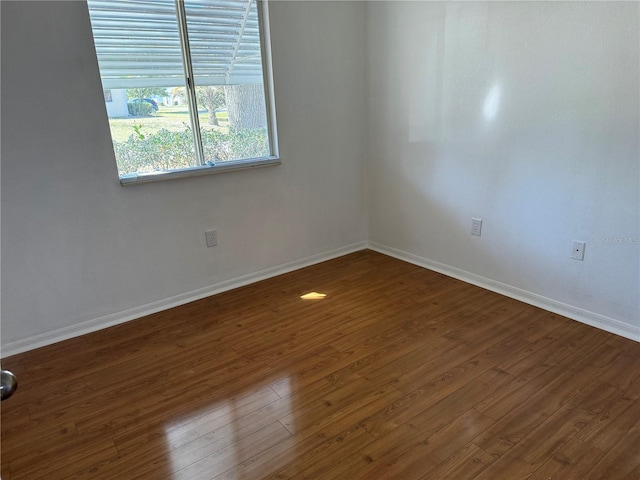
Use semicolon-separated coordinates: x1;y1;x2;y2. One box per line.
87;0;278;184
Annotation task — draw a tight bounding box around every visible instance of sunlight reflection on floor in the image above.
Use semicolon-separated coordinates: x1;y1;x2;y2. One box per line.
300;292;327;300
164;378;293;478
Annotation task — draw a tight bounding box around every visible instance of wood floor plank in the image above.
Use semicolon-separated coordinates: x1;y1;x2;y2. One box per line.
417;442;496;480
264;422;374;480
371;409;495;480
392;330;530;396
1;250;638;480
323;333;456;391
475;325;613;422
474;363;605;456
581;416;640;480
213;380;402;479
527;437;606;480
112;385;281;457
503;402;594;470
576;394;639;452
246;388;400;479
143;421;291;480
312;368;513;480
9;429;119;480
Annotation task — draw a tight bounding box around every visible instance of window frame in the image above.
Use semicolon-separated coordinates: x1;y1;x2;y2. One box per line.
89;0;279;185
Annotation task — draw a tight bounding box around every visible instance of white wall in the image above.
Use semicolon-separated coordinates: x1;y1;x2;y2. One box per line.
2;1;638;356
366;2;639;339
0;1;367;355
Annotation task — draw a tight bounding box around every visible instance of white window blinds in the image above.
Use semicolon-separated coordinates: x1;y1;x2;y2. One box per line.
87;0;264;89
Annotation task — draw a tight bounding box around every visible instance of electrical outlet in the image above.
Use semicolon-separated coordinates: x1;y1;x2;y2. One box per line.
471;218;483;237
205;229;217;248
571;240;585;260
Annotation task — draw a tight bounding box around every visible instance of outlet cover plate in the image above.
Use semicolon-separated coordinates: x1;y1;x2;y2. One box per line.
471;218;483;237
205;229;217;247
571;240;585;260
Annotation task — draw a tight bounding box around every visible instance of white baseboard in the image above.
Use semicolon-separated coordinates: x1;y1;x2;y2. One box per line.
4;239;637;357
1;242;368;358
368;242;640;342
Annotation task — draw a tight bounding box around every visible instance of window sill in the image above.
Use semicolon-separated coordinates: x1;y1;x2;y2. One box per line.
119;156;281;186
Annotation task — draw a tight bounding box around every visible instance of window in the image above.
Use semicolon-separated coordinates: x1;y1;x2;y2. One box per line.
87;0;278;184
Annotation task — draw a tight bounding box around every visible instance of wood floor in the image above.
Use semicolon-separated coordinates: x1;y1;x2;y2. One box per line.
1;250;639;479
